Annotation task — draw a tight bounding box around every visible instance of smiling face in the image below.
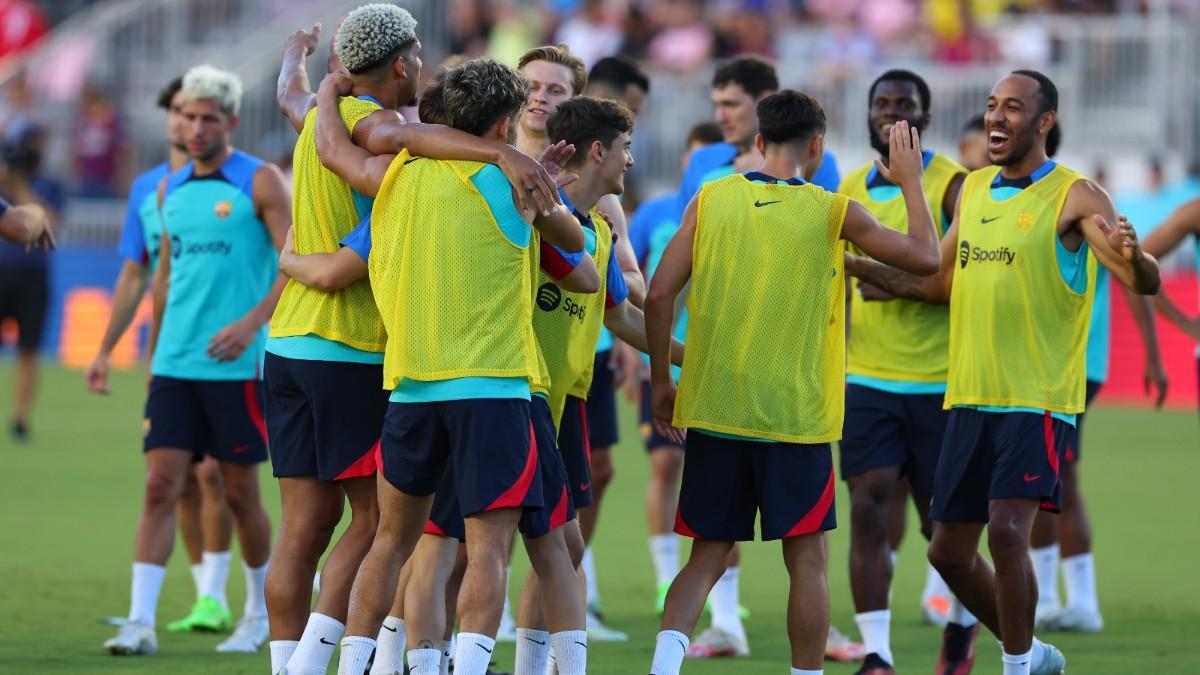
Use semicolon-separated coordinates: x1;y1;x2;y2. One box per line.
985;73;1054;167
868;79;928;157
595;130;634;196
520;60;575;137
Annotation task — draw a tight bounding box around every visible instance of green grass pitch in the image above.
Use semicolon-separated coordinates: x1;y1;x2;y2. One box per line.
2;363;1198;673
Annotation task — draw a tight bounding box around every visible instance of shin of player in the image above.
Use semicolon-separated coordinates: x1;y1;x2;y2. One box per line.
646;92;939;675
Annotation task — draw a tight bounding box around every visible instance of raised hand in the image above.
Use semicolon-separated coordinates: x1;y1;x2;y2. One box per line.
283;23;321;58
1096;214;1143;262
874;120;924;188
499;144;566;215
318;70;353;102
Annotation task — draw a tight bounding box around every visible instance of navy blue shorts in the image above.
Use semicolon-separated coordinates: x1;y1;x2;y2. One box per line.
930;409;1071;524
557;395;593;508
640;380;683;452
380;398;542;519
424;397;569;540
1064;380;1103;464
263;352;389;481
585;350;619;449
675;431;837;542
143;376;268;464
840;384;948;497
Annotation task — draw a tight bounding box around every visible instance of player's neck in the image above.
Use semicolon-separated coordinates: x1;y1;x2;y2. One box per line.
351;78;397;110
999;147;1050;180
193;145;233;176
516;128;548;160
563;170;605;214
759;149;808;181
168;147;189;172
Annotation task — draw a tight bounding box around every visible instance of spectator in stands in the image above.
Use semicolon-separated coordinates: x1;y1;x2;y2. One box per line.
555;0;625;68
0;125;65;442
71;83;128;198
647;0;715;71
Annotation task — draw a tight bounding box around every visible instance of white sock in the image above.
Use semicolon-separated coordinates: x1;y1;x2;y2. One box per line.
545;650;558;675
288;612;345;675
1031;544;1061;610
649;630;689;675
440;639;453;675
190;562;204;599
312;570;321;594
201;550;232;609
791;670;824;675
1002;647;1033;675
242;561;268;619
407;647;442;673
452;633;496;675
336;635;376;675
948;596;978;628
270;640;299;673
923;562;951;603
515;628;551;675
128;562;166;627
549;630;587;675
708;566;744;638
1062;553;1099;613
581;547;599;607
370;616;406;675
854;609;893;666
649;534;680;587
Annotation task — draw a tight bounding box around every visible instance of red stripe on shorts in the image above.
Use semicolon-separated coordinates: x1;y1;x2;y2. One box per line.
1043;412;1060;479
578;399;592;464
244;380;267;443
424;519;448;537
334;440;380;481
485;422;540;511
674;507;701;539
783;465;836;539
550;486;570;530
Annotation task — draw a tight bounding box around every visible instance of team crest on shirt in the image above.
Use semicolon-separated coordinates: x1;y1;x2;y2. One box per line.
214;200;233;219
1017;212;1035;231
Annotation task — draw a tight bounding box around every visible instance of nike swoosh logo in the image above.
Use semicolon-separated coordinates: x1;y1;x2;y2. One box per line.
320;637;336;645
1023;473;1041;482
574;641;588;648
524;637;546;646
754;200;781;208
675;638;687;653
579;482;590;492
477;643;493;654
382;624;398;632
981;216;1001;224
232;444;250;454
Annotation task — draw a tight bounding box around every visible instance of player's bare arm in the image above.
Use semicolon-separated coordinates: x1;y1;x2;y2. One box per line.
597;193;646;307
552;246;600;294
277;23;323;133
149;180;171;359
644;195;697;446
527;142;585;253
1120;284;1169;407
86;259;150;395
0;202;54;250
311;72;397;196
841;122;941;276
278;225;367;292
602;300;684;366
1066;180;1160;295
1141;198;1200;338
206;165;291;363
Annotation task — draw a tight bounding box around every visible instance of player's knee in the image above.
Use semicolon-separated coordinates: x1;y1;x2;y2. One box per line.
927;539;969;576
591;453;615;487
221;479;262;518
143;470;184;511
985;518;1028;557
195;464;226;498
849;494;888;540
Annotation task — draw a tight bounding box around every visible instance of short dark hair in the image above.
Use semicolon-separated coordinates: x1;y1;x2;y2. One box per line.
157;76;183;110
442;58;531;136
686;121;723;147
548;96;635;167
1011;69;1058;114
1047;121;1062;157
868;69;931;112
712;56;777;98
757;90;825;146
587;56;650;95
418;73;449;126
962;113;985;134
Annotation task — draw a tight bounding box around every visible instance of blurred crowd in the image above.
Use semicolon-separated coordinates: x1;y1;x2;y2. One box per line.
450;0;1200;74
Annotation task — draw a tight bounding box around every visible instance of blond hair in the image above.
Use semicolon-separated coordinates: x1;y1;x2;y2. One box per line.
181;65;243;116
517;44;587;96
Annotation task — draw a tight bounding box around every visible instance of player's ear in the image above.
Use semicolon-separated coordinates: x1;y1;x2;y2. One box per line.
1038;110;1056;137
227;115;241;133
590;139;605;164
753;133;764;156
497;115;512;144
810;133;824;161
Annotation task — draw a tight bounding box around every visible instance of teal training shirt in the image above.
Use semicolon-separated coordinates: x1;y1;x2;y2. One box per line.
151;150;277;381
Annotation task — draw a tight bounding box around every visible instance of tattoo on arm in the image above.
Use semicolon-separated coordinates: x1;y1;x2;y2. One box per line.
851;258;940;303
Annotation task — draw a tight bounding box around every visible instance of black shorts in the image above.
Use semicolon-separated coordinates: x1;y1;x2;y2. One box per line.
557;396;593;508
143;376;268;464
424;397;569;540
640;380;683;452
584;350;619;449
1065;380;1103;464
930;409;1071;524
0;264;48;351
380;398;542;518
839;384;948;497
675;431;837;542
264;353;389;481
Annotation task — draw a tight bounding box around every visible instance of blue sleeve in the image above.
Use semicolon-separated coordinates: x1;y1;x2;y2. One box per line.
339;216;372;261
0;197;8;218
812;150;841;192
471;164;530;247
117;190;148;264
629;200;658;266
604;241;629;308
